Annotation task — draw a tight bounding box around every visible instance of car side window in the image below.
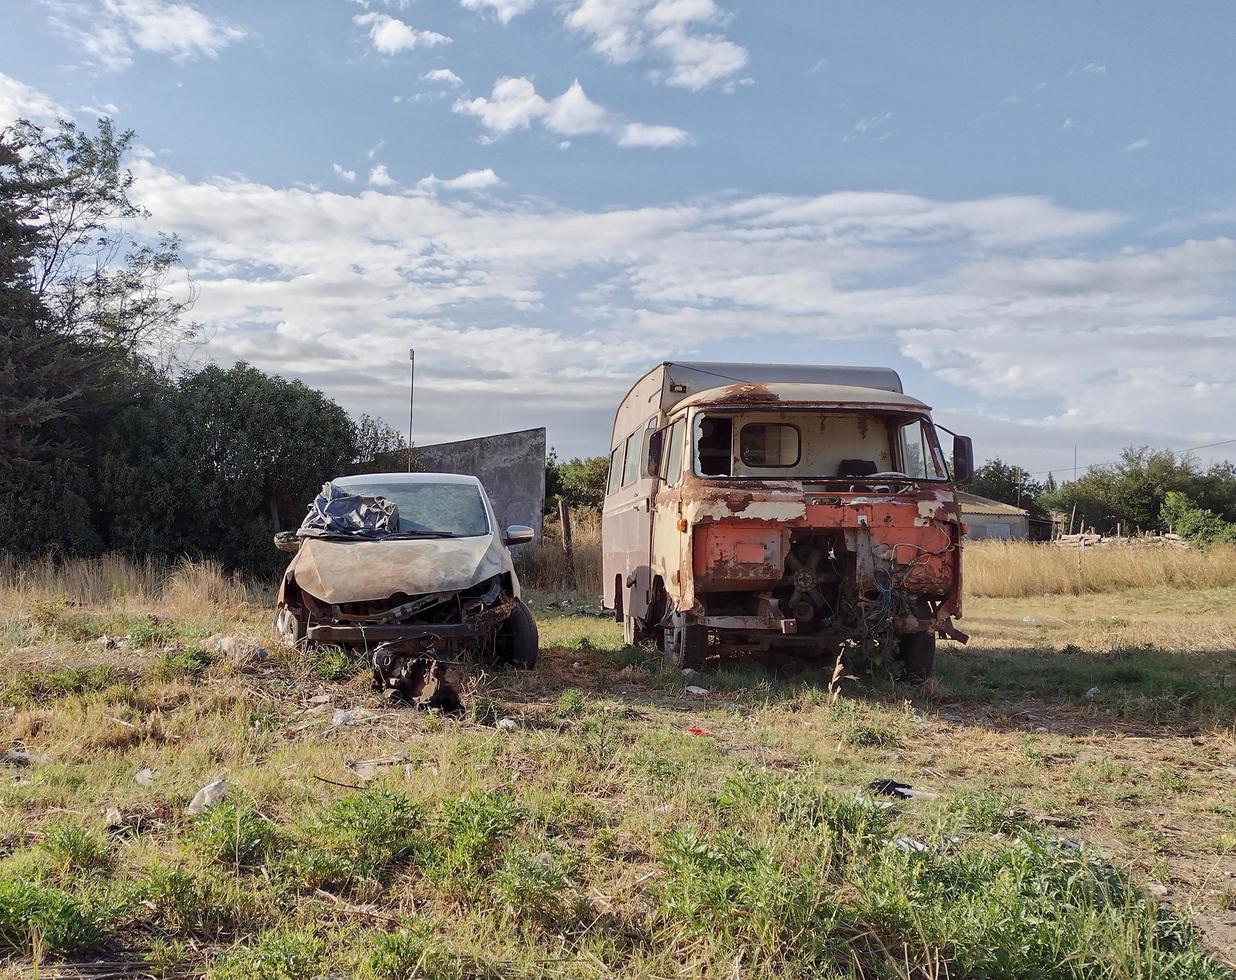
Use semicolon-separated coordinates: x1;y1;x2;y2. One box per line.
663;419;686;486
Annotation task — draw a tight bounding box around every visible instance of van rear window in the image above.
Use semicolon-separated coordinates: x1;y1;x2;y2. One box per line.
740;423;800;467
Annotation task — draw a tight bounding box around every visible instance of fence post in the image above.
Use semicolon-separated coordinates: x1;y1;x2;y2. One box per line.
558;498;577;592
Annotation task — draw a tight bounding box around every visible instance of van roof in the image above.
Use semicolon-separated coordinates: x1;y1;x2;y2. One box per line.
677;382;930;412
661;362;901;409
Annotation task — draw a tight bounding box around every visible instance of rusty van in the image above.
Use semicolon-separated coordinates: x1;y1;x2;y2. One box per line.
601;362;974;677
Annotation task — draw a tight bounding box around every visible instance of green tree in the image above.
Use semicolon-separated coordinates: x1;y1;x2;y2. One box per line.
968;458;1044;516
349;413;418;474
545;450;609;513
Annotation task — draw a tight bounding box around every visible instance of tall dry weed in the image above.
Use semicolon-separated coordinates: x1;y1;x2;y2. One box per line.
963;540;1236;597
515;510;603;596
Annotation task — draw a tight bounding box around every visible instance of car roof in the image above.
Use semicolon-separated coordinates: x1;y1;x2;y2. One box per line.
332;472;483;487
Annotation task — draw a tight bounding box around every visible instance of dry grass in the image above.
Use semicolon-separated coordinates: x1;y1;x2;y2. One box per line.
964;540;1236;598
0;563;1234;975
0;553;252;611
516;509;603;596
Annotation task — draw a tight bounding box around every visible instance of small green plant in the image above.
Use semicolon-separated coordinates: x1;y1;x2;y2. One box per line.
553;688;586;719
422;791;521;889
209;927;324;980
309;646;361;682
0;877;108;956
153;647;214;680
467;695;499;727
3;665;118;706
187;800;280;867
38;820;112;875
943;790;1029;835
127;618;179;647
285;789;422;889
138;864;269;937
845;722;897;748
356;919;461;980
491;844;578;924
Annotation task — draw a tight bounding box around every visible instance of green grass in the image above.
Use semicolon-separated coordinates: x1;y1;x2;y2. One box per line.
0;584;1233;976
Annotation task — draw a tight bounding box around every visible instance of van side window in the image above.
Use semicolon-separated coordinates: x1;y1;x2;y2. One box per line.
606;444;623;496
694;415;733;477
663;419;686;486
621;429;642;487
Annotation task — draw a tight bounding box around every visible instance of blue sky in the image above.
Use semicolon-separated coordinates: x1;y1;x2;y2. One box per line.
3;0;1236;476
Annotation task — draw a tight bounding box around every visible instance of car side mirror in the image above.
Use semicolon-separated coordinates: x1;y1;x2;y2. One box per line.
952;435;974;486
503;525;535;546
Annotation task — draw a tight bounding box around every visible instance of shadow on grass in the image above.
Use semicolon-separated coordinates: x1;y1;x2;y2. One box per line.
512;634;1236;736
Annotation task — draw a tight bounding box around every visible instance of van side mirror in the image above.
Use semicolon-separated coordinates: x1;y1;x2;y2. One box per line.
952;435;974;486
503;525;535;546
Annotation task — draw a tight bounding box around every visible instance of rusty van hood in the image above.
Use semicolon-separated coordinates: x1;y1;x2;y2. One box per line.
286;535;507;605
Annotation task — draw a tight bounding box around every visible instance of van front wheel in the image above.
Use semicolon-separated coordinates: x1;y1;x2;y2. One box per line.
661;614;707;671
897;632;936;680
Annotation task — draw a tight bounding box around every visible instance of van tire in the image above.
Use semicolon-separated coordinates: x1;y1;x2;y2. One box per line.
897;632;936;680
497;599;539;669
662;615;707;671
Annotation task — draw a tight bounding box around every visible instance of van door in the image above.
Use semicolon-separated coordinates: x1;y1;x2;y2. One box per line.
649;416;689;618
602;419;656;634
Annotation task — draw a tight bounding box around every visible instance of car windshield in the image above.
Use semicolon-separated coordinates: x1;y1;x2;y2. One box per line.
340;481;490;537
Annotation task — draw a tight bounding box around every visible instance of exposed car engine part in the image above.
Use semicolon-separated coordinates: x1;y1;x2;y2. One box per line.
371;637;464;712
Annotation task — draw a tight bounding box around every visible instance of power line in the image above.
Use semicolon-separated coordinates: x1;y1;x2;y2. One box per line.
1023;437;1236;478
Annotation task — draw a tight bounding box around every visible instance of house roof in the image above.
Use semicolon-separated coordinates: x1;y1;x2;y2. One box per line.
957;491;1029;517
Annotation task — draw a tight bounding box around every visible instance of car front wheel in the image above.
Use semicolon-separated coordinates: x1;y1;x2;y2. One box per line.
495;598;539;669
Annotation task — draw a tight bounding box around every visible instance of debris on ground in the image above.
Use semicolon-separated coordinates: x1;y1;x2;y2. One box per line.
684;727;714;737
186;778;226;815
308;693;332;705
104;806;123;827
135;768;156;787
1085;686;1101;700
98;635;118;649
3;748;31;766
684;685;709;696
372;641;465;712
867;778;939;801
1146;881;1172;901
496;718;518;731
893;835;929;852
331;708;355;727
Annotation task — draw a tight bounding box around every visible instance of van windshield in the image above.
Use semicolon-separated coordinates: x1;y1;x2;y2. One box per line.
692;411;948;481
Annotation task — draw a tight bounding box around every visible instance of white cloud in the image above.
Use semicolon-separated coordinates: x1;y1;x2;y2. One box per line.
563;0;748;90
458;0;537;24
1082;62;1106;75
1123;136;1150;152
454;76;691;147
617;122;692;147
368;163;395;187
422;68;463;87
118;154;1236;464
79;102;121;117
332;163;357;182
47;0;247;71
353;12;451;55
543;80;611;136
0;73;67;126
417;168;504;191
367;139;386;160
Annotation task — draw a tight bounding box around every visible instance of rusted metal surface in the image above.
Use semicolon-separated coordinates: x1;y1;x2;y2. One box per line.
604;366;970;664
371;638;464;712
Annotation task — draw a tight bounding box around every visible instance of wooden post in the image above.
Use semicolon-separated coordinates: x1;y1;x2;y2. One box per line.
1068;502;1077;537
558;498;577;591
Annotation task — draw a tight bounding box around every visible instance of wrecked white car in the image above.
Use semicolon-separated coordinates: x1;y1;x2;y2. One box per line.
274;472;538;707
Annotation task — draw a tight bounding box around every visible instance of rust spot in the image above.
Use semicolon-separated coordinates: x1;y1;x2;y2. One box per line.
711;383;778;405
723;492;753;513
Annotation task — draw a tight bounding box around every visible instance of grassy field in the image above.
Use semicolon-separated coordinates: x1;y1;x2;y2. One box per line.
1;561;1235;977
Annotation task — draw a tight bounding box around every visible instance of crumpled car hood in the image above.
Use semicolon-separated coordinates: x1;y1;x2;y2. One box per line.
287;535;507;605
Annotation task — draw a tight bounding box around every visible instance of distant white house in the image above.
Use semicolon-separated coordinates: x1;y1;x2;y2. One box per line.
959;491;1030;540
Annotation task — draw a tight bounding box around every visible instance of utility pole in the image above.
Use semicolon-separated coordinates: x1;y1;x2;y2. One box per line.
407;348;415;472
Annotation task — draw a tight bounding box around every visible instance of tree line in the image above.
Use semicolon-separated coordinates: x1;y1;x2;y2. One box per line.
1;117;410;573
970;451;1236;543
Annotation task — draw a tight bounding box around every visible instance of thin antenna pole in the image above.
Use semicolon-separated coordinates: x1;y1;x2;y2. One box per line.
407;348;415;472
1073;444;1077;483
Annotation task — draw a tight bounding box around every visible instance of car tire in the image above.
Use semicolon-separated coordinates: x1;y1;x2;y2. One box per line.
274;607;306;647
497;598;539;669
897;632;936;680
